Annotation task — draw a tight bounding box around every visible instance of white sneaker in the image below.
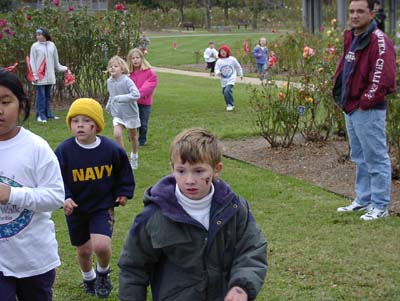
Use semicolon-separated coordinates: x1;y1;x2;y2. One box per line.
36;116;47;123
360;207;389;221
130;153;138;170
226;105;234;111
337;200;372;212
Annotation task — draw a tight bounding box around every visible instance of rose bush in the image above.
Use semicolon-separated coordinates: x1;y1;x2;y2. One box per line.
0;2;141;103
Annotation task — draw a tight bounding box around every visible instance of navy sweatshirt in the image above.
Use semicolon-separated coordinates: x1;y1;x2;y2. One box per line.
55;136;135;214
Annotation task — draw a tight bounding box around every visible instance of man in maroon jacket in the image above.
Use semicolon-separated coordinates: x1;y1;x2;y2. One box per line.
333;0;396;221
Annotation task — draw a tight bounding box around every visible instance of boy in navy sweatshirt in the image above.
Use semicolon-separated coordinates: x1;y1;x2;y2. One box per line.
55;98;135;298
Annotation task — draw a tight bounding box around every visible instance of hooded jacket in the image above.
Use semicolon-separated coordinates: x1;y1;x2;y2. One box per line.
118;175;267;301
332;20;396;114
129;68;158;106
252;45;268;65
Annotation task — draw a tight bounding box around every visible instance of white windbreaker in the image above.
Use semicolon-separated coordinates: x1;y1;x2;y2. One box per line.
0;128;65;278
29;41;67;85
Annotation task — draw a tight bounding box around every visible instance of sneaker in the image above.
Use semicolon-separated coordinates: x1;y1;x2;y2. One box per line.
337;200;372;212
36;116;47;123
226;105;234;111
130;153;138;170
360;207;389;221
81;278;96;296
48;116;60;120
95;270;112;298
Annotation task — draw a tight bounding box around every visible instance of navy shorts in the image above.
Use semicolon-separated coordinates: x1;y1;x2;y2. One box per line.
0;269;55;301
66;208;115;246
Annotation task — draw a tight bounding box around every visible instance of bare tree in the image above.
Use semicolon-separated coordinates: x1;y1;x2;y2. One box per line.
203;0;211;29
223;0;229;25
178;0;185;22
252;0;258;29
107;0;119;10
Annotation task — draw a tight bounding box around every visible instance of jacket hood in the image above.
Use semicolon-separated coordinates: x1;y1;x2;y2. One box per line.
143;175;236;219
218;44;231;58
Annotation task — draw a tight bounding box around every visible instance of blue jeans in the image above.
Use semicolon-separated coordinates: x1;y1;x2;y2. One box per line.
345;109;391;209
222;85;234;106
138;104;152;145
36;85;55;120
256;63;267;74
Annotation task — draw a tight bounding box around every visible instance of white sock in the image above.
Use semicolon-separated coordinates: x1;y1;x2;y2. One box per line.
82;268;96;281
96;264;110;273
131;152;138;159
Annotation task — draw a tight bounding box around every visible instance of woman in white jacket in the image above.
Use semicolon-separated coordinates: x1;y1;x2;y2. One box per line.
30;28;68;123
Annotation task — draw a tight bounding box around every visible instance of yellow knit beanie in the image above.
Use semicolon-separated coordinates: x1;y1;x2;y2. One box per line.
66;98;105;133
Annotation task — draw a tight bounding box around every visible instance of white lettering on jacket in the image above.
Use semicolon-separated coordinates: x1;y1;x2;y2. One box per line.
365;31;386;100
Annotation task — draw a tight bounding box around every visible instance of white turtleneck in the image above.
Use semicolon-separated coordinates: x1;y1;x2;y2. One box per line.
75;136;101;149
175;183;214;230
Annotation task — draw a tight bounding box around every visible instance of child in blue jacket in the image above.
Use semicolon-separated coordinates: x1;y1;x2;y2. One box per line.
252;37;269;82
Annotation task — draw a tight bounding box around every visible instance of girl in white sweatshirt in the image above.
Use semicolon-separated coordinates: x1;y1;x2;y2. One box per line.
0;69;65;301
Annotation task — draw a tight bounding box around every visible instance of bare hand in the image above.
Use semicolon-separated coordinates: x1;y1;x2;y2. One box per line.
0;183;11;205
116;196;128;206
64;198;78;215
224;286;248;301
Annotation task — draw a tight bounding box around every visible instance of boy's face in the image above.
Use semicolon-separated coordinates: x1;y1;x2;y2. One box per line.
172;156;223;200
70;115;98;145
209;43;215;49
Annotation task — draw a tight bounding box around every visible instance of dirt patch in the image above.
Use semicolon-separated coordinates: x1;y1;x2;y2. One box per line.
223;136;400;215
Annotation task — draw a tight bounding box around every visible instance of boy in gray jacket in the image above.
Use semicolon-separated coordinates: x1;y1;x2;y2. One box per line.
118;127;267;301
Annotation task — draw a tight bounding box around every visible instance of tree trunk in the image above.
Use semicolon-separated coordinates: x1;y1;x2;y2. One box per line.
107;0;118;10
252;0;257;30
223;0;229;26
203;0;211;30
179;0;184;22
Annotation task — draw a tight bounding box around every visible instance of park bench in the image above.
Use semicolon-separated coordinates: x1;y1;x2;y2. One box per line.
181;21;195;31
237;20;250;29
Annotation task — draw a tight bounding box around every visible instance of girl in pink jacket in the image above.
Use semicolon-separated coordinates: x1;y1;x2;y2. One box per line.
127;48;158;146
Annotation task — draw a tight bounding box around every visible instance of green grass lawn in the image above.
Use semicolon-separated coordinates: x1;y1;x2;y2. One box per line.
24;65;400;300
146;32;275;68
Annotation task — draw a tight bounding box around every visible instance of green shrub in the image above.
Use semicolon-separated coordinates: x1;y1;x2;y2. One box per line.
249;80;301;148
0;3;141;103
249;18;345;145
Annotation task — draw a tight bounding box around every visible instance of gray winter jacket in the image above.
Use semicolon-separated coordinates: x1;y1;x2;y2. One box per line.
118;175;267;301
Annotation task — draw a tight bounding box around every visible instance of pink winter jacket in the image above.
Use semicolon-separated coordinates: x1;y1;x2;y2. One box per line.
129;68;158;106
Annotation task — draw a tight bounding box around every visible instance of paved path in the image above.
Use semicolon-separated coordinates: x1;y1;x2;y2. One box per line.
152;66;290;88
